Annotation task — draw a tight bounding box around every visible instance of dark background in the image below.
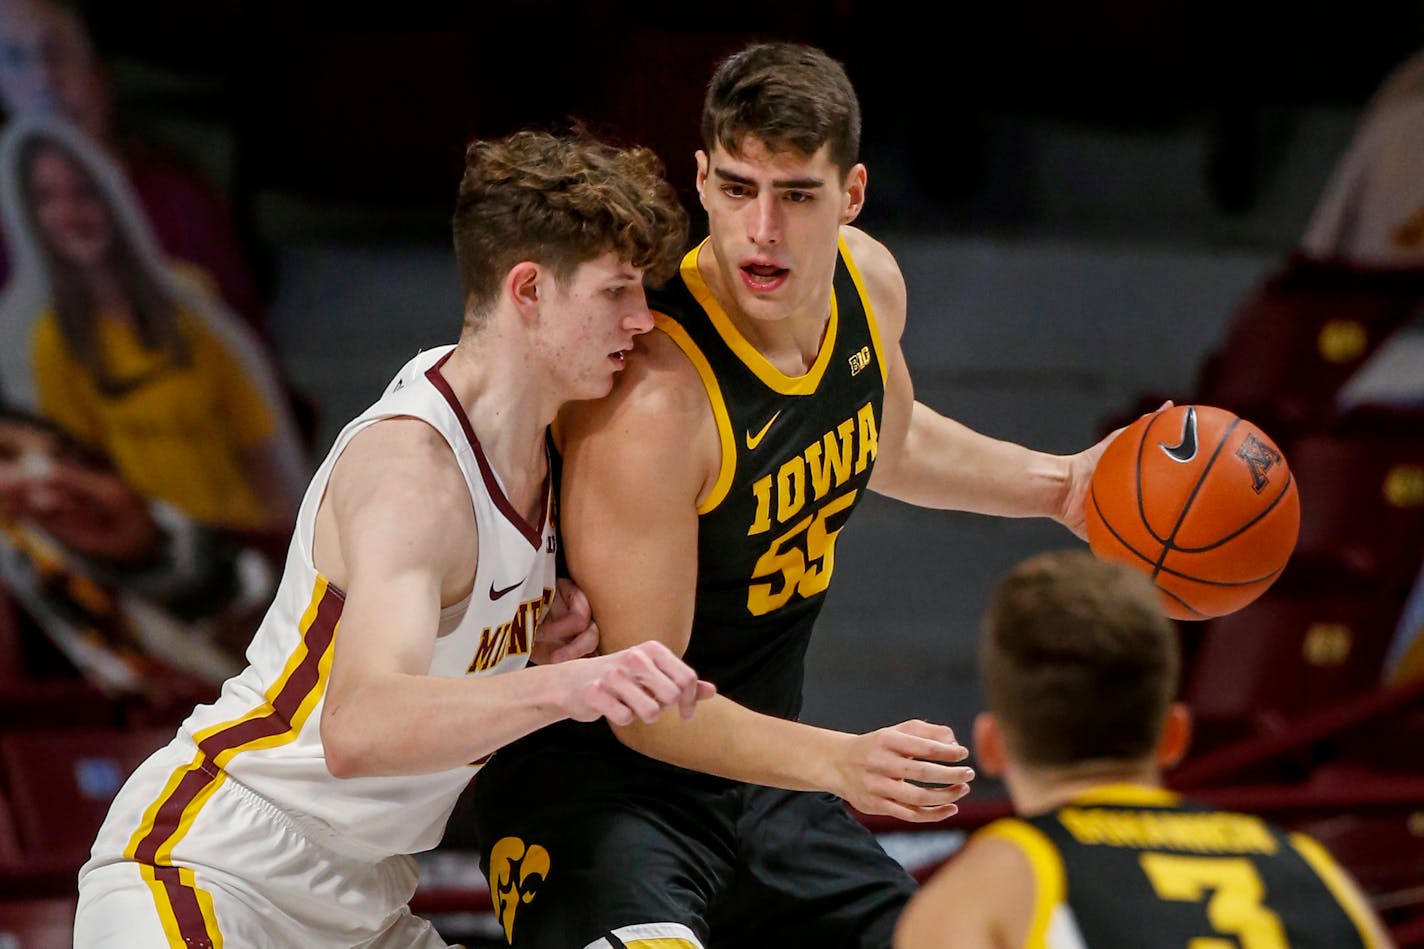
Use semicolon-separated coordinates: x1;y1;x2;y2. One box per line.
83;1;1424;260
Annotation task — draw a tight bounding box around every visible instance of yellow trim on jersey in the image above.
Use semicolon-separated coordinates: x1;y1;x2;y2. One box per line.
123;566;330;856
681;242;839;395
138;863;187;947
153;768;225;869
654;312;736;514
1289;833;1383;948
980;817;1065;949
1068;783;1181;808
122;577;338;946
606;921;703;947
125;752;228;947
135;862;227;949
837;234;889;385
190;576;336;761
189;868;225;948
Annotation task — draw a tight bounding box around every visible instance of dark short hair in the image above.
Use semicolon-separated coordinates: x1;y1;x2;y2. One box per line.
701;42;860;175
981;550;1179;769
451;127;688;325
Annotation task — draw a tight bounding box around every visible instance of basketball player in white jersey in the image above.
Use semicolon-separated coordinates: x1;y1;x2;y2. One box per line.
73;128;709;948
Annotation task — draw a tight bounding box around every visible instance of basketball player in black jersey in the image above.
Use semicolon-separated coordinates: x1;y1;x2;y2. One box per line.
896;550;1395;949
469;43;1141;949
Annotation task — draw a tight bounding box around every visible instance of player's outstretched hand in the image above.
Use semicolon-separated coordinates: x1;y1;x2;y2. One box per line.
1057;400;1174;540
531;577;601;664
836;719;974;823
559;640;716;726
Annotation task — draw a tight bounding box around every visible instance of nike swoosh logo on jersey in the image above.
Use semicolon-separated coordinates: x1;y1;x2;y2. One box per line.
745;411;782;451
1160;407;1199;463
489;578;525;600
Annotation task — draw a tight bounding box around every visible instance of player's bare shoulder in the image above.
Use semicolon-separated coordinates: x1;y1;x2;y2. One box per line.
565;327;715;452
316;417;477;592
841;225;908;342
898;830;1037;949
557;323;720;505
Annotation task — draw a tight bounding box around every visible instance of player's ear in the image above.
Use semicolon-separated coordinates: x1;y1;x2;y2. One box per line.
507;261;541;317
972;712;1006;777
840;163;867;224
1157;702;1193;769
695;150;710;207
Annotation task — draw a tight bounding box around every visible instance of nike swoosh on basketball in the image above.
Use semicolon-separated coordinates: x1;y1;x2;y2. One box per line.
745;411;781;450
489;578;525;600
1159;407;1199;463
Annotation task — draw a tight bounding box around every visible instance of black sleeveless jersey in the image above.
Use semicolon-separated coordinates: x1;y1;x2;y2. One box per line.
983;786;1378;948
651;239;887;719
493;237;888;772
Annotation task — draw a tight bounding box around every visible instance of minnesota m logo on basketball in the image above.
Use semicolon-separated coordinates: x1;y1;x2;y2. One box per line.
467;589;554;673
1236;434;1282;494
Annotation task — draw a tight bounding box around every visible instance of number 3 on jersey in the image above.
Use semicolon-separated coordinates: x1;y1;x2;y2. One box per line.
747;490;858;615
1140;853;1288;948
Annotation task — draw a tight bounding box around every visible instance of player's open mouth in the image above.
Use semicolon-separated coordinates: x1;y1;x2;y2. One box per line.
609;347;631;367
741;263;788;291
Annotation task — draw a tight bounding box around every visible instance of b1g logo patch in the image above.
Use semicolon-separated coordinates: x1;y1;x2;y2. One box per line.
490;836;551;943
848;345;872;376
1235;433;1282;494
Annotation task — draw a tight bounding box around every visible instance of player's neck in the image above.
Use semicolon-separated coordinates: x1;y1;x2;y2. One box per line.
438;341;551;517
721;299;832;378
700;247;831;376
1005;760;1162;817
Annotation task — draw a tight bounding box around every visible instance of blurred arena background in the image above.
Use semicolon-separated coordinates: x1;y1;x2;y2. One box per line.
2;2;1422;945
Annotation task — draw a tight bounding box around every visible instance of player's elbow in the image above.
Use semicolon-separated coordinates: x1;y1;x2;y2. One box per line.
320;699;375;779
608;717;662;754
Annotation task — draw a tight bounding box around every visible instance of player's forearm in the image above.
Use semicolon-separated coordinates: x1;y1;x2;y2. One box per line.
611;693;850;792
321;665;571;778
873;404;1070;517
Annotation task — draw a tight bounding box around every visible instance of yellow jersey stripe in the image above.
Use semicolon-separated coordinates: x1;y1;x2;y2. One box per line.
680;242;840;395
981;817;1067;949
120;577;342;947
654;312;737;514
1289;833;1383;948
837;234;889;385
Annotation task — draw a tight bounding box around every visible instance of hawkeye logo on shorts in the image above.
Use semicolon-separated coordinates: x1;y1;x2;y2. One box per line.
490;836;551;943
848;345;873;376
467;589;554;673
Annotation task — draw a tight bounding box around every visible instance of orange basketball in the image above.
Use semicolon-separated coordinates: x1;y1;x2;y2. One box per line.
1086;404;1300;621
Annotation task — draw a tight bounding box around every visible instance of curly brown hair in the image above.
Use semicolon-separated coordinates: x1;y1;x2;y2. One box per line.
451;128;688;326
981;549;1179;769
701;42;861;176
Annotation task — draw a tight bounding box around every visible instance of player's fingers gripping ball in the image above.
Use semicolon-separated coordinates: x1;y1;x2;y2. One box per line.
1086;404;1300;621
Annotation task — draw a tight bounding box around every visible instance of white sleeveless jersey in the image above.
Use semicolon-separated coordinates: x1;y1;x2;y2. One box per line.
156;345;557;858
